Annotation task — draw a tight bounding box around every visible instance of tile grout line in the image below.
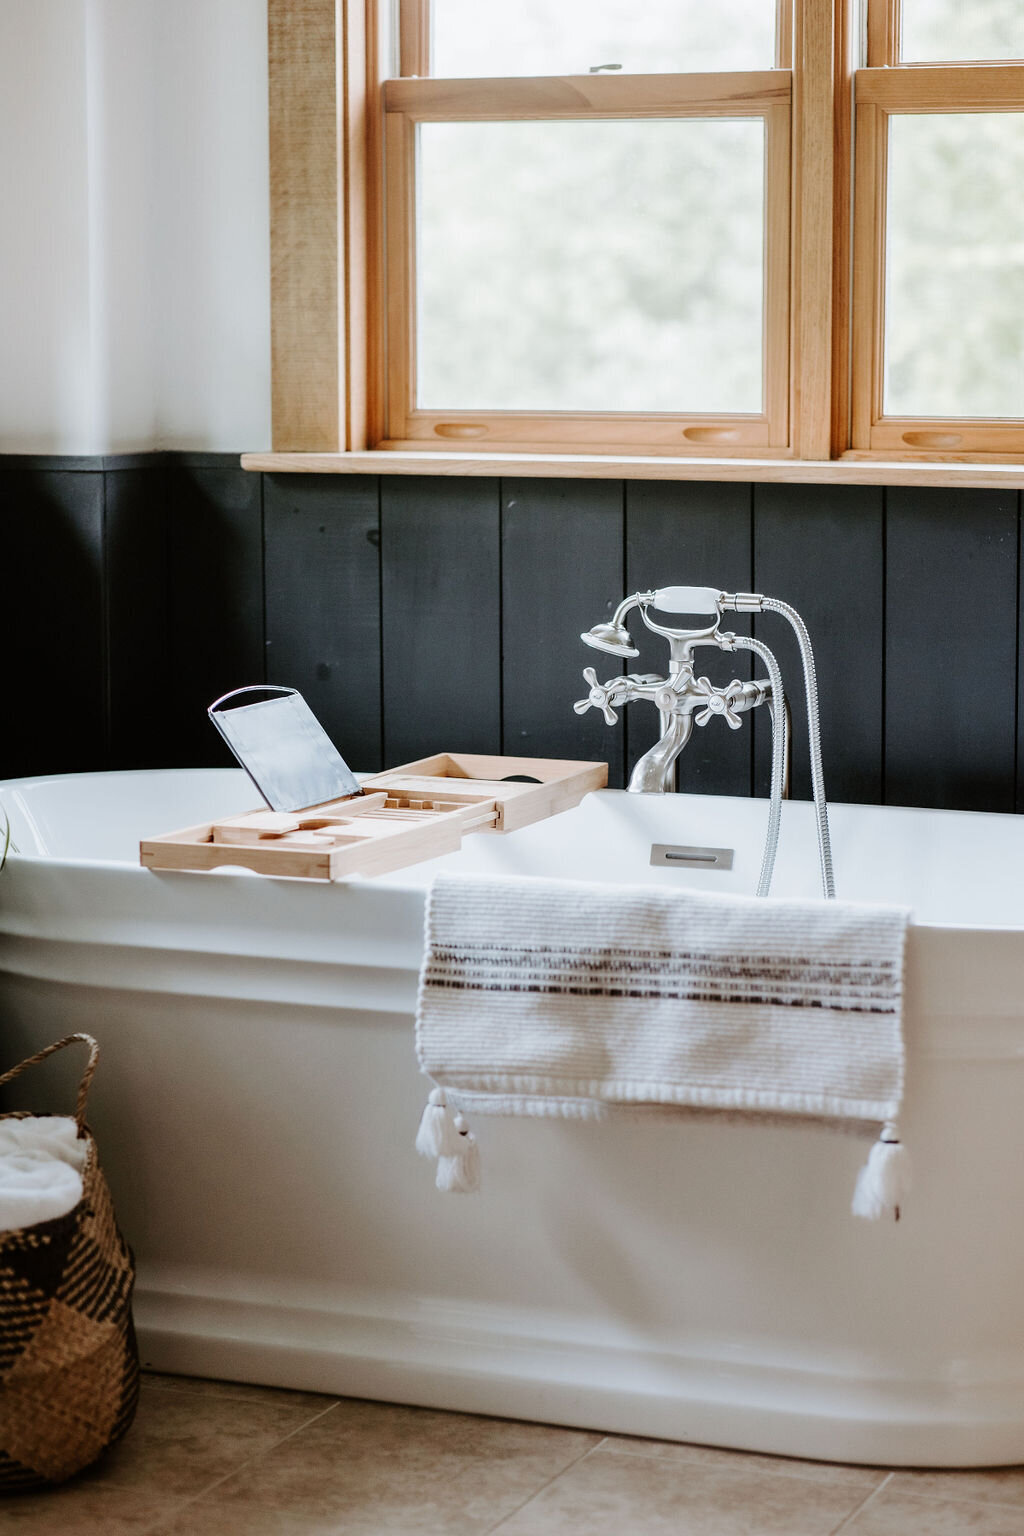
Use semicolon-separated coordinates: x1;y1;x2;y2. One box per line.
484;1440;905;1536
873;1483;1024;1514
135;1398;345;1536
483;1436;609;1535
828;1470;894;1534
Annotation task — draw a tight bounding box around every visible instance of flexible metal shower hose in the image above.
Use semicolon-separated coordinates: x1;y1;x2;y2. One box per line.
733;635;786;898
761;597;836;900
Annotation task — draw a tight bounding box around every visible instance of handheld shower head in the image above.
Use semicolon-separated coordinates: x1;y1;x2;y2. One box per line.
580;592;649;657
580;621;639;658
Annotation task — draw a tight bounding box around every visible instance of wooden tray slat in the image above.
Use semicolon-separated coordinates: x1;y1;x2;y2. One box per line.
363;754;607;833
140;753;607;881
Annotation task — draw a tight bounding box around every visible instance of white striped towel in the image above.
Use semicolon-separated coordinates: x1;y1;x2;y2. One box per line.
414;874;912;1217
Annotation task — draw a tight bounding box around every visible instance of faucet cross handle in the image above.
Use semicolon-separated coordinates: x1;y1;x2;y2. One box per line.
694;677;746;730
574;667;622;726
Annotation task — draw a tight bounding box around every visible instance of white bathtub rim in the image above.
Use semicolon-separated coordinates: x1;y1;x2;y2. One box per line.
0;936;419;1017
6;935;1024;1061
3;840;1022;939
2;761;1019;826
5;767;1024;934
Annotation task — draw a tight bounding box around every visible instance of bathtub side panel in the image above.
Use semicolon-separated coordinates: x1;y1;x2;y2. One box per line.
3;898;1024;1467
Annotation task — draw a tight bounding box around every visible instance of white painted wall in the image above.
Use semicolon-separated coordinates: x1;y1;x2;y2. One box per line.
0;0;271;454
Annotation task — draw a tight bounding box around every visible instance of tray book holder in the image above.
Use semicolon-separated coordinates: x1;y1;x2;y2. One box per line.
141;686;608;881
207;685;362;813
0;1035;139;1491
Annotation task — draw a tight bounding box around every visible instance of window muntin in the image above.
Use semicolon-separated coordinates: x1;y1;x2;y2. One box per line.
428;0;778;77
417;117;766;415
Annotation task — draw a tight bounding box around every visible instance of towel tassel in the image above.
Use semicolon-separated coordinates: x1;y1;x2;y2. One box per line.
435;1113;480;1194
852;1123;911;1222
415;1086;462;1158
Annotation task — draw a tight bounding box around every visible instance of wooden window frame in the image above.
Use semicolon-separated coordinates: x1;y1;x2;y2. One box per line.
851;61;1024;457
382;72;792;456
264;1;1024;472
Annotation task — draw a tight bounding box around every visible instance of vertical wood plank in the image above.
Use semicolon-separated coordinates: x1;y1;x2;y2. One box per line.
105;466;170;768
0;466;106;778
342;0;387;448
502;479;625;785
753;483;884;804
397;0;430;76
776;0;793;67
625;481;754;797
887;488;1018;812
383;112;417;443
166;463;266;767
381;477;501;763
264;474;383;772
765;101;793;447
867;0;900;66
850;99;885;448
269;0;342;451
830;0;854;451
791;0;835;458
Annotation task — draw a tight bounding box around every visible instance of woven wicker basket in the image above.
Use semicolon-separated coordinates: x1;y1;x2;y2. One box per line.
0;1034;139;1492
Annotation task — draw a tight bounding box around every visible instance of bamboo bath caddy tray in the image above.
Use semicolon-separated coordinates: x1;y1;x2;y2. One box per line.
140;753;608;881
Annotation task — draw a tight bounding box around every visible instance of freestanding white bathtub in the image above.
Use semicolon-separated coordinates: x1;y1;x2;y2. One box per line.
1;768;1023;1467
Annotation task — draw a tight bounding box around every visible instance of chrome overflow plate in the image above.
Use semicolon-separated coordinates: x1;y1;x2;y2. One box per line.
650;844;735;870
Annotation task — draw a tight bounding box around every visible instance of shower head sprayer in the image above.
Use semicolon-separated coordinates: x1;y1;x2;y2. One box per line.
579;621;639;658
579;592;649;657
574;580;834;899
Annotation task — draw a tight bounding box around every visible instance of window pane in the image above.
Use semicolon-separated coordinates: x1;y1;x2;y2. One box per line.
884;114;1024;418
901;1;1024;63
417;119;765;414
430;0;776;77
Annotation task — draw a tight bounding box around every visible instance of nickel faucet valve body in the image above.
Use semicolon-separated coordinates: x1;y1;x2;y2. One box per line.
575;585;835;900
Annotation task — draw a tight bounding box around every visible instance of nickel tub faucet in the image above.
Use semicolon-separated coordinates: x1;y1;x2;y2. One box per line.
574;586;835;899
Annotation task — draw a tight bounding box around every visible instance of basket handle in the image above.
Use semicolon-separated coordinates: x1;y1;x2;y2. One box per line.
0;1034;100;1138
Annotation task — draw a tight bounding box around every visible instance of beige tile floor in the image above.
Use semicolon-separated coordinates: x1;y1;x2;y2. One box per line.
5;1373;1024;1535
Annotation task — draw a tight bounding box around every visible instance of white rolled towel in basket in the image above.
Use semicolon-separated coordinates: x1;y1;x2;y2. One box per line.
0;1114;87;1231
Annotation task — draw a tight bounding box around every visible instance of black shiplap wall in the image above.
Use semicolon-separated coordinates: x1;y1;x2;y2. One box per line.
626;481;753;797
381;477;502;765
265;473;382;771
2;454;1021;814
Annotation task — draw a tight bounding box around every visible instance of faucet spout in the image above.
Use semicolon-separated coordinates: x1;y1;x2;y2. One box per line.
574;588;773;798
627;713;694;794
573;583;835;899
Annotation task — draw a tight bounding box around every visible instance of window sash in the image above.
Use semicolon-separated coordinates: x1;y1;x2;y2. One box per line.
851;62;1024;455
267;0;1024;465
397;0;796;78
381;72;793;453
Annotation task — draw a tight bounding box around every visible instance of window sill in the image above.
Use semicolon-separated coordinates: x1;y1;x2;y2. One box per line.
240;450;1024;489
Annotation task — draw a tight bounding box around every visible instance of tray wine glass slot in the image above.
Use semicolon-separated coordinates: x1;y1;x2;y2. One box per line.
362;753;607;833
140;754;607;881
